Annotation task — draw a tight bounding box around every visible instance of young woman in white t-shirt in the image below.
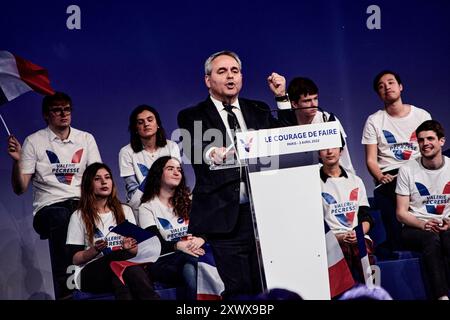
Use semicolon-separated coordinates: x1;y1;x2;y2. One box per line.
118;105;181;217
138;156;205;300
66;162;159;300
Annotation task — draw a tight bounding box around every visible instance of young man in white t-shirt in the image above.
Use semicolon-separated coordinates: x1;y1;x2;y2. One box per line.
396;120;450;300
362;70;431;254
7;92;101;299
278;77;355;174
319;147;374;281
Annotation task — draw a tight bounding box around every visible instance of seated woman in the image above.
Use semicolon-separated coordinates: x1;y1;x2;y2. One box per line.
139;156;205;300
319;147;375;282
119;105;181;219
66;162;159;300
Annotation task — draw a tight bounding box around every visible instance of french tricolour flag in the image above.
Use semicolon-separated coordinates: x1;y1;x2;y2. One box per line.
354;223;375;287
108;220;161;284
196;243;224;300
324;222;355;298
0;50;54;105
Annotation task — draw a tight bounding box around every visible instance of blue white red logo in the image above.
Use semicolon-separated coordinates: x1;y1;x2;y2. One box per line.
322;188;359;227
94;227;122;254
137;163;149;192
239;137;254;152
137;163;149;177
46;149;83;184
158;217;173;230
157;217;189;241
383;130;417;160
415;182;450;214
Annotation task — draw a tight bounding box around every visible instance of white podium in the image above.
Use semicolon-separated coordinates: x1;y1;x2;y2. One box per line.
236;122;342;300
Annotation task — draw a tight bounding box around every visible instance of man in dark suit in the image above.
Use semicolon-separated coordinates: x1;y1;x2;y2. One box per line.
177;50;286;299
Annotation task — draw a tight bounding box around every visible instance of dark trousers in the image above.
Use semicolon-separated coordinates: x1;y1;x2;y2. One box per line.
80;250;160;300
374;174;403;252
148;251;198;300
401;226;450;299
33;199;79;299
208;203;263;300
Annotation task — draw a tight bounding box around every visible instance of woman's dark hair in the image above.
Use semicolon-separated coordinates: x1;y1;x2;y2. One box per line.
128;105;167;153
79;162;125;244
140;156;191;220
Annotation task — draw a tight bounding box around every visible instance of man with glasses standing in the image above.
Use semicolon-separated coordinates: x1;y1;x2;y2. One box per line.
7;91;101;299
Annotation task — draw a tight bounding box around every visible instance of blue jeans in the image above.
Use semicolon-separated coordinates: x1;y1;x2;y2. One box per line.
148;251;198;300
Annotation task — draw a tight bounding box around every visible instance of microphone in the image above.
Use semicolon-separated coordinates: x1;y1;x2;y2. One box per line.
246;100;286;114
283;105;323;114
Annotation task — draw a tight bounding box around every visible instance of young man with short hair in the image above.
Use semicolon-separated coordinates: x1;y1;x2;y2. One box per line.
7;91;101;299
362;70;431;253
279;77;355;173
396;120;450;300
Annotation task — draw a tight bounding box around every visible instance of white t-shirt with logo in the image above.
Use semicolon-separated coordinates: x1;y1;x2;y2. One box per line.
138;197;189;242
118;140;181;210
66;205;136;289
361;106;431;172
20;127;102;215
321;172;369;234
396;157;450;221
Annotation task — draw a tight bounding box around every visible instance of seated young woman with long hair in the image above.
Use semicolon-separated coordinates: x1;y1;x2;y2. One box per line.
139;156;205;300
66;162;159;300
119;105;181;220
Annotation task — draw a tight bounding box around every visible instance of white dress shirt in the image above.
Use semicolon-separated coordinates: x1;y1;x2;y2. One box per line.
207;95;249;203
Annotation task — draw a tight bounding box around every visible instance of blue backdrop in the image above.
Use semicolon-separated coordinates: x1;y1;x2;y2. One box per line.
0;0;449;299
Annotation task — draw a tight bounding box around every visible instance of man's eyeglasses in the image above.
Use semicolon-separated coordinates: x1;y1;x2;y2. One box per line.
49;106;72;115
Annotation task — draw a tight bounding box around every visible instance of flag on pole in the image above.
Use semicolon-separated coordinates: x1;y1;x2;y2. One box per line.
0;50;55;105
196;243;224;300
108;220;161;284
324;222;355;298
354;223;375;287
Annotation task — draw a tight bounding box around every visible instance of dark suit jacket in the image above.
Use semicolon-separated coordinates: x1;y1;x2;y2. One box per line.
177;97;279;235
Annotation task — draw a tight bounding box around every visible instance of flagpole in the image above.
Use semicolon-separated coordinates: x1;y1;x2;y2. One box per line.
0;113;11;136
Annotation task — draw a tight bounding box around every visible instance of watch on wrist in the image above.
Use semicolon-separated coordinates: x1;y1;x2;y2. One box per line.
275;94;289;102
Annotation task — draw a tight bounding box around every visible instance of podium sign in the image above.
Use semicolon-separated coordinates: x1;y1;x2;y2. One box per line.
236;121;342;159
236;122;341;300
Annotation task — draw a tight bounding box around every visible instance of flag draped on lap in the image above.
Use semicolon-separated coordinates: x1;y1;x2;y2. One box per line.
354;223;375;287
109;220;161;284
197;243;224;300
324;222;355;298
0;50;54;105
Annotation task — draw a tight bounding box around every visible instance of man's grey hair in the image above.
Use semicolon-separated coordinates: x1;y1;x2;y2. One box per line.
204;50;242;75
